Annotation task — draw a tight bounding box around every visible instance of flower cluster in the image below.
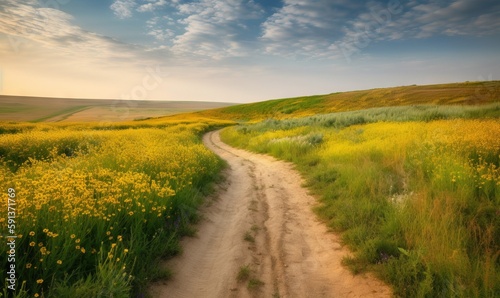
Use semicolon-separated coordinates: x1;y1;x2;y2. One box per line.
0;122;223;295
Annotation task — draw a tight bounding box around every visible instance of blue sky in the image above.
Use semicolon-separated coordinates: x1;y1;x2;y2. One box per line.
0;0;499;102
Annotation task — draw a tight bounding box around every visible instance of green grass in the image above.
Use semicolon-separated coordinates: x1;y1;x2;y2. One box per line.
32;105;91;122
244;231;255;243
237;265;265;292
251;224;260;232
231;103;500;134
247;278;264;290
0;106;33;113
237;265;251;282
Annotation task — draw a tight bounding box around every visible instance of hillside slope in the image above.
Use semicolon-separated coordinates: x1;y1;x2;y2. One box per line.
187;81;499;121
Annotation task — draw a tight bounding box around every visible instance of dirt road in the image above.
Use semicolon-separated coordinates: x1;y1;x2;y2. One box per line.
149;130;392;298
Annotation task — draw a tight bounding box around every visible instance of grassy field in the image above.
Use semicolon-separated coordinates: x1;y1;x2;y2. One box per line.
0;95;234;122
1;81;499;297
220;103;500;297
0;118;233;297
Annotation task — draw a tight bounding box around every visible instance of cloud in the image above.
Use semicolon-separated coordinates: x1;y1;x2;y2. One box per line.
261;0;500;60
137;0;169;13
406;0;500;37
110;0;136;19
260;0;361;59
146;16;177;42
327;0;500;61
0;0;142;63
170;0;264;59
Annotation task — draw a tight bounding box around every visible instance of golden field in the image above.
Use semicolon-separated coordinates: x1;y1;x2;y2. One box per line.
0;120;230;297
221;116;499;297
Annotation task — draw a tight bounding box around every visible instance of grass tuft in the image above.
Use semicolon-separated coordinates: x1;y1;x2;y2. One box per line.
237;265;251;282
247;278;265;290
244;231;255;243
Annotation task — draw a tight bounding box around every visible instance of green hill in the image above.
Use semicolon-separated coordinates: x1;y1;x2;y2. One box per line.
194;81;499;121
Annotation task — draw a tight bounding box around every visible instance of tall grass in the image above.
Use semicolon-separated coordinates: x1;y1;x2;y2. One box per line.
0;122;226;297
221;106;500;297
237;103;500;133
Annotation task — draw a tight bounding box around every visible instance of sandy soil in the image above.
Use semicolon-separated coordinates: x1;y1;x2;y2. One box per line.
149;130;393;298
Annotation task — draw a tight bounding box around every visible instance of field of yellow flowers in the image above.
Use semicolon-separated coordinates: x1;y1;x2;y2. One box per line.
0;121;228;297
221;114;500;297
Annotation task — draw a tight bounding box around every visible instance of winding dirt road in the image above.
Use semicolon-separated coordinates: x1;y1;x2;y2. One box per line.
149;130;392;298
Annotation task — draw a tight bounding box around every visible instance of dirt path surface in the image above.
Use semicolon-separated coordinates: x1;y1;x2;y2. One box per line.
149;130;392;298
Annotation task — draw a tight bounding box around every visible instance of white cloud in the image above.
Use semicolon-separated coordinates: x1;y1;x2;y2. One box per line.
0;0;141;62
146;16;177;42
171;0;263;59
110;0;136;19
261;0;350;58
261;0;500;61
137;0;168;13
408;0;500;37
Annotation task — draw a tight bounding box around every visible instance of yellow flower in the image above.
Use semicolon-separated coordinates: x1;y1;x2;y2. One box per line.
57;260;63;265
38;242;43;247
36;279;43;284
75;238;81;243
43;229;48;233
124;249;129;254
81;247;86;253
29;242;35;247
76;245;80;250
70;234;76;239
26;263;32;269
34;294;39;297
29;231;35;236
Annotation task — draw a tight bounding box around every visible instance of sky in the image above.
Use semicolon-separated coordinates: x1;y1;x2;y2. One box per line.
0;0;499;103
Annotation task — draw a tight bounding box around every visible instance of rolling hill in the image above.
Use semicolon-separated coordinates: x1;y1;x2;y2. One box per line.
185;81;500;121
0;95;234;122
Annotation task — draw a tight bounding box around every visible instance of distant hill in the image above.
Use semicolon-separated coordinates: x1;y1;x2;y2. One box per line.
0;95;234;122
191;81;500;121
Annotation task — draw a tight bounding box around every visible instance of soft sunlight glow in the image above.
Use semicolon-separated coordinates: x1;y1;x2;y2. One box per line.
0;0;499;102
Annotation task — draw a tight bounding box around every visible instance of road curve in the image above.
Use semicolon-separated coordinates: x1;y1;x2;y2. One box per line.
149;130;392;298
